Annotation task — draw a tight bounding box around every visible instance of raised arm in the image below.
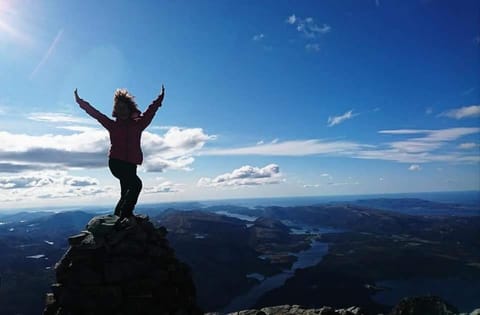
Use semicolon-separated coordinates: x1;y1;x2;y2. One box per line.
74;89;114;130
139;85;165;130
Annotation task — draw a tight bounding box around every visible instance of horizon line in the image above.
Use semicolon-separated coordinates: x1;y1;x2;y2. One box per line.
1;189;478;213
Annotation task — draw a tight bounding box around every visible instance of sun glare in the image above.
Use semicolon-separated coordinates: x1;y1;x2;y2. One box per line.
0;0;30;44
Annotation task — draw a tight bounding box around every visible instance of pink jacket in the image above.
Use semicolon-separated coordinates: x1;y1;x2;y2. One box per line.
79;100;161;165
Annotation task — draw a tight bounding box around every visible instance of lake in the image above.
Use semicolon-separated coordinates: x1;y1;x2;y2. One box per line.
221;239;329;313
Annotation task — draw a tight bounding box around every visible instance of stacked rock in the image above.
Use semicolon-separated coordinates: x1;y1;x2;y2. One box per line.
43;214;201;315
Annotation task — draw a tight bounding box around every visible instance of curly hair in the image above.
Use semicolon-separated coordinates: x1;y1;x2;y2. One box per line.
112;89;141;117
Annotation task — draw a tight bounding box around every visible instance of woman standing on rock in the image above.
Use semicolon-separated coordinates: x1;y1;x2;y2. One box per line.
74;86;165;218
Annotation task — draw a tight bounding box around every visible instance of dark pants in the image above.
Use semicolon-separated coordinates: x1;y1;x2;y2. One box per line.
108;158;142;217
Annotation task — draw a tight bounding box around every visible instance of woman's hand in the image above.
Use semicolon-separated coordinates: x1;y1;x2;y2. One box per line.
156;85;165;106
74;88;86;106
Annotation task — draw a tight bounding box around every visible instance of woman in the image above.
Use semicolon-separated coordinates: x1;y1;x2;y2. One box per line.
74;86;165;218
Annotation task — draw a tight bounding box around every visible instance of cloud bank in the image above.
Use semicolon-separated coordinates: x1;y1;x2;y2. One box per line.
0;124;216;173
0;171;112;203
202;128;480;164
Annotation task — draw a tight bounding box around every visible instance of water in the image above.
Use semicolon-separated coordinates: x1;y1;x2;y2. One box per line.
215;210;258;222
26;254;46;259
221;240;329;313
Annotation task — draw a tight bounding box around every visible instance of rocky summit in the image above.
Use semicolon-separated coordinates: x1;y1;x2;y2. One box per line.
213;297;480;315
42;214;202;315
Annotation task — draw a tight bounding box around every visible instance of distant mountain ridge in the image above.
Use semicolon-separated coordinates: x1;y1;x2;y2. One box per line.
347;198;480;216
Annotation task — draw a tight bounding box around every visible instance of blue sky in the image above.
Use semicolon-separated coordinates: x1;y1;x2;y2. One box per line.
0;0;479;210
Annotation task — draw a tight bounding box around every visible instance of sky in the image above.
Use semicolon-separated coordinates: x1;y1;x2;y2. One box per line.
0;0;479;210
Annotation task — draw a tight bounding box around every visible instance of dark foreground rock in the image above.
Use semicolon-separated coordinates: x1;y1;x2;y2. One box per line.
388;296;458;315
212;304;365;314
43;214;202;315
209;296;480;315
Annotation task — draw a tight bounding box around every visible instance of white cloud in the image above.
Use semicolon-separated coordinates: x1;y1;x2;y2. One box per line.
63;176;99;187
57;126;100;133
0;129;108;152
201;127;480;164
408;164;422;171
458;142;478;149
201;139;366;156
150;125;185;130
327;110;358;127
295;18;331;38
0;129;109;169
321;173;330;177
256;140;264;145
379;129;432;135
0;125;216;173
383;128;480;153
303;184;320;188
198;164;283;188
354;148;480;164
0;162;44;173
0;171;112;203
142;127;216;172
305;43;320;52
144;181;183;194
420;128;480;141
286;14;297;25
0;174;52;189
0;172;99;190
327;181;359;186
440;105;480;119
425;107;433;115
286;14;331;44
142;156;195;172
253;33;265;41
389;140;443;153
27;112;93;125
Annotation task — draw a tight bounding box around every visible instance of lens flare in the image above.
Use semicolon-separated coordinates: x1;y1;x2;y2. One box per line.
0;1;30;44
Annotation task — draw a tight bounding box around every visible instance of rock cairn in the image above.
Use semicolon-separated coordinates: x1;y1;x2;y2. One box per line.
43;214;202;315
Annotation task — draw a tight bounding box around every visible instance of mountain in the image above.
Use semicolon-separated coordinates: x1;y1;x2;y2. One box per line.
0;211;55;223
43;214;201;315
347;198;480;216
1;198;479;314
155;210;311;310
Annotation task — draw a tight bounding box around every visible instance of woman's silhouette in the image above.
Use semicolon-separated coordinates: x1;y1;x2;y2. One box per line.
75;86;165;218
